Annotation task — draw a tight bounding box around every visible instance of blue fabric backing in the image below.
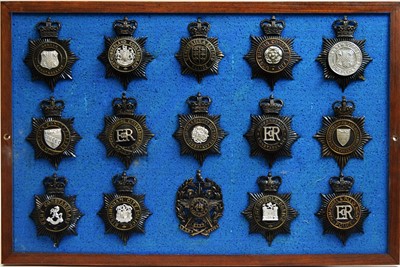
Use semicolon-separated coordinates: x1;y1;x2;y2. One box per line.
11;13;389;254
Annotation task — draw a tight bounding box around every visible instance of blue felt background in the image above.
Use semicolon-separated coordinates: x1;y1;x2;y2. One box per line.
11;13;389;254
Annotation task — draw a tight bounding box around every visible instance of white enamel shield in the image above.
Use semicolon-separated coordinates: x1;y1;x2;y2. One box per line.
337;128;351;146
40;50;59;70
44;128;62;149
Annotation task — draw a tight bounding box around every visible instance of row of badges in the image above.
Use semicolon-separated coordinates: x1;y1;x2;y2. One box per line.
31;170;370;247
27;93;371;170
25;16;371;91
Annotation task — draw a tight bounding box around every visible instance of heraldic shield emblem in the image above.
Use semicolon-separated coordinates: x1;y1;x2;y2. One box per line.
314;96;371;170
98;172;152;245
173;93;227;165
244;16;301;90
316;16;372;91
98;17;154;89
98;93;154;169
26;97;82;169
244;95;299;167
175;170;224;236
30;173;83;247
316;173;370;244
24;18;78;90
242;172;298;245
175;18;224;83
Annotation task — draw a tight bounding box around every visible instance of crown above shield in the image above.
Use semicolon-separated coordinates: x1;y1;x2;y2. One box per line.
43;173;67;195
113;172;137;193
188;18;210;37
114;17;138;36
332;96;355;117
112;93;137;116
187;92;212;114
329;173;354;193
40;96;65;117
259;95;284;115
257;172;282;193
260;16;285;36
37;18;61;39
333;16;358;38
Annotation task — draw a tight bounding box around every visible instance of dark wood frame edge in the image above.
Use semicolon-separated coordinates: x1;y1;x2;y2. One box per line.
1;2;399;266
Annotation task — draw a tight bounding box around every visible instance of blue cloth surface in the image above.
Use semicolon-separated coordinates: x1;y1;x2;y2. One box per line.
11;13;389;254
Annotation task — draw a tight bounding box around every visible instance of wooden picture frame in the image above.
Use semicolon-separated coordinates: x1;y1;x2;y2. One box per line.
1;2;399;266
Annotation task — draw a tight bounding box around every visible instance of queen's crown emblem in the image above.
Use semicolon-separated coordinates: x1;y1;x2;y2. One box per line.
188;18;210;37
112;93;137;116
114;17;138;36
333;16;358;38
329;173;354;193
113;171;137;193
40;96;65;117
332;96;355;117
257;172;282;193
187;92;212;114
37;18;61;39
43;173;67;195
260;16;285;36
259;95;284;115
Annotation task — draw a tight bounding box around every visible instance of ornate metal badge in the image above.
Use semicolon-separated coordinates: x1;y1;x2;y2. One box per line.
244;16;301;90
314;96;371;170
173;93;227;165
26;97;81;169
316;16;372;91
175;18;224;83
176;170;224;236
98;17;154;89
98;172;152;245
98;93;154;169
30;173;83;247
244;95;299;167
316;173;370;244
242;172;298;245
24;18;78;90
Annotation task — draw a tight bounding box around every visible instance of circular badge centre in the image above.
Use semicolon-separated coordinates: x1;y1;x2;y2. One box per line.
253;195;288;231
189;197;209;217
183;39;217;72
326;119;362;155
40;198;72;232
108;38;142;73
255;118;288;152
33;42;68;77
327;195;362;230
107;196;142;231
328;41;363;76
256;38;291;73
37;121;71;155
109;118;144;155
183;117;218;151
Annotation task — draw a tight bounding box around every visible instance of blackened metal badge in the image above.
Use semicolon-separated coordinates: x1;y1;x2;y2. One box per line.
242;172;298;245
24;18;78;90
316;173;370;244
176;170;224;236
316;16;372;91
175;18;224;83
98;172;152;245
244;95;298;167
314;96;371;170
98;17;154;89
244;16;301;90
98;93;154;169
26;97;81;169
173;93;227;165
30;173;83;247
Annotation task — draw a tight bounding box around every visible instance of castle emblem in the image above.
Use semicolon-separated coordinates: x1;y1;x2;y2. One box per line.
26;97;81;169
314;96;371;170
175;18;224;83
30;173;83;247
244;95;299;167
98;172;152;245
98;93;154;169
176;170;224;236
244;16;301;90
24;18;78;90
173;93;227;165
316;173;370;244
316;16;372;91
98;17;154;89
242;172;298;245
